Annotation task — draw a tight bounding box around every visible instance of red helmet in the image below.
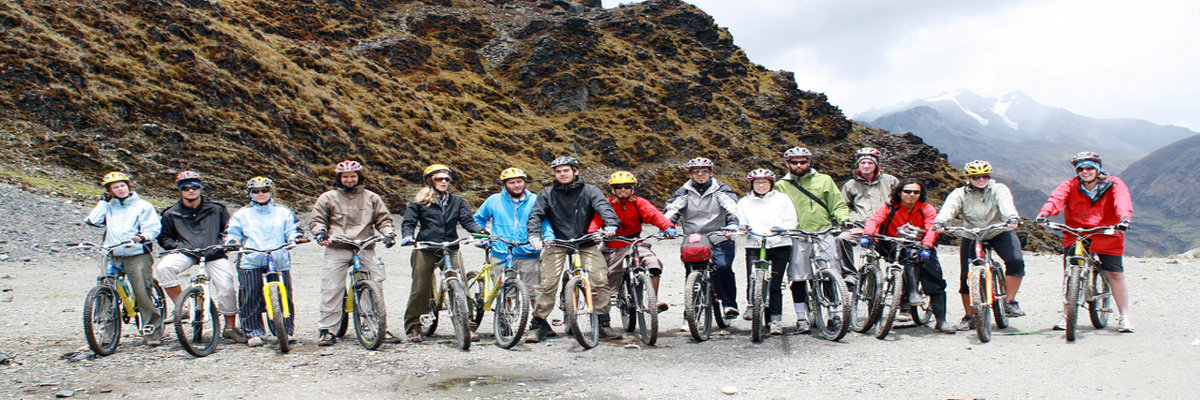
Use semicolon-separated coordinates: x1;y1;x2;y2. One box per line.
335;160;363;174
174;170;201;183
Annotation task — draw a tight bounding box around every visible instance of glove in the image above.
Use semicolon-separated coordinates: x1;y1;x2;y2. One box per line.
314;232;330;243
858;236;873;248
1034;214;1048;224
739;224;751;231
1007;218;1020;226
479;228;491;236
399;236;414;246
383;235;396;248
1115;220;1130;231
933;222;945;231
771;226;784;233
841;220;856;230
603;226;617;235
475;238;490;249
722;224;739;232
919;248;933;261
665;227;677;238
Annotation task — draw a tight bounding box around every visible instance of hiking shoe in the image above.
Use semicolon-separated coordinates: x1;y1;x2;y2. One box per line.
680;322;690;332
223;328;248;344
934;319;956;334
723;307;739;319
896;309;913;322
405;328;423;343
1006;301;1026;317
657;302;669;312
318;330;337;346
795;319;810;334
144;336;162;347
954;316;974;331
1052;314;1067;331
599;326;622;340
247;336;264;347
1117;316;1134;333
769;321;784;336
742;307;752;321
382;331;403;344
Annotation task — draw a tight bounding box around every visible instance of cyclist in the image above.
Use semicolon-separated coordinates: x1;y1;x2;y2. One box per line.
589;171;678;313
735;168;797;335
838;147;900;280
1035;151;1134;332
310;160;399;346
399;164;489;343
526;156;621;342
774;147;852;332
933;160;1025;332
860;178;954;333
225;176;306;347
155;171;241;344
663;157;741;327
84;172;163;345
473;167;555;316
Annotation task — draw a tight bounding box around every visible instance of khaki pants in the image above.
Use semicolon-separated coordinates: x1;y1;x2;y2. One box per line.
534;245;609;319
404;248;464;332
319;246;384;331
602;243;664;292
115;253;162;339
156;253;238;316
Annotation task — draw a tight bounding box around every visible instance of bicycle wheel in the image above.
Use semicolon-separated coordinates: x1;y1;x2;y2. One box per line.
633;273;658;346
1064;267;1082;342
148;284;167;339
873;268;903;340
565;277;599;349
969;267;992;343
712;275;729;329
444;278;472;350
811;268;850;341
852;264;883;333
174;286;219;357
619;263;636;333
335;290;349;338
465;271;485;332
1088;269;1112;329
493;278;530;349
83;285;122;356
749;267;766;343
990;262;1010;329
352;280;387;350
683;271;711;341
421;289;443;337
268;284;290;354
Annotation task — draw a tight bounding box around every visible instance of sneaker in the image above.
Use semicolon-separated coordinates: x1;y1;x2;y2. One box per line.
247;336;264;347
1117;316;1134;333
680;322;690;332
657;302;669;312
382;331;403;344
1052;314;1067;331
768;321;783;336
723;307;739;319
223;328;248;344
1006;301;1027;317
162;313;175;325
599;326;622;339
896;309;913;322
144;337;162;347
318;330;337;346
742;307;752;321
795;319;810;334
934;319;956;334
954;316;974;331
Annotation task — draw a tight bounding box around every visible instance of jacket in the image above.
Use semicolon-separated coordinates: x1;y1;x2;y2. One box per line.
775;169;850;231
225;201;302;271
736;190;797;249
474;191;554;260
84;192;161;257
158;197;231;261
663;179;740;240
528;177;618;244
863;202;939;248
842;172;899;223
401;192;485;243
1039;175;1133;256
309;183;396;249
934;180;1020;240
589;195;675;249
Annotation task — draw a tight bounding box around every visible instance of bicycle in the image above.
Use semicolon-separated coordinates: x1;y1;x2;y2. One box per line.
945;223;1013;343
681;232;730;342
544;232;608;349
233;241;303;353
728;230;786;342
1040;222;1117;342
605;232;669;346
329;236;388;350
776;227;850;341
849;237;884;334
867;230;931;340
72;241;166;356
162;244;237;357
413;236;477;350
464;234;532;349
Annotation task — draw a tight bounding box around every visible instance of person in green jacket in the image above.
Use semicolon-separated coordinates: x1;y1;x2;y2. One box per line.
773;146;852;332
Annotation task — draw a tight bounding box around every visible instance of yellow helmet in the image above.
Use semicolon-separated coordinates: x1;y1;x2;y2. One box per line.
423;164;451;181
499;167;528;183
609;171;638;185
964;160;993;176
101;172;131;187
247;176;274;189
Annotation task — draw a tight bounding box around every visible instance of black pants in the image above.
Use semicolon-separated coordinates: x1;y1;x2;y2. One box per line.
744;246;790;319
879;242;948;321
238;268;294;338
958;230;1025;294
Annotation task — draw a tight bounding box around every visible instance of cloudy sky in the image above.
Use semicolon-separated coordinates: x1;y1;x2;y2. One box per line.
601;0;1200;131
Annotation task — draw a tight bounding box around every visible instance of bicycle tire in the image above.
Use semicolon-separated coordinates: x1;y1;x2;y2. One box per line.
465;271;485;332
712;274;728;329
852;264;883;333
565;277;599;349
812;268;850;341
990;261;1010;329
335;300;349;337
1088;269;1112;329
683;271;712;341
269;285;290;354
1064;266;1082;342
970;266;992;343
749;267;766;343
874;268;903;340
174;286;219;357
493;279;530;349
619;262;637;333
353;280;387;350
444;278;471;350
83;285;122;356
421;288;443;337
633;273;658;346
148;283;167;339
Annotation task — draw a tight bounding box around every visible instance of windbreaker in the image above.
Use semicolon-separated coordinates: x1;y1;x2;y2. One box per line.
225;200;303;270
84;192;161;257
588;195;675;249
775;169;850;231
1039;175;1133;256
863;202;939;248
158;197;231;260
528;177;618;243
842;171;899;223
735;190;798;249
475;191;553;259
662;179;739;237
934;180;1020;240
309;182;395;249
401;192;485;243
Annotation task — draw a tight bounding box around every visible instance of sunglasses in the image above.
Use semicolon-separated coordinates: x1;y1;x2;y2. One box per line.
787;159;810;166
431;177;451;183
902;189;922;194
180;185;202;192
969;175;991;180
250;189;271;194
1075;167;1096;172
612;184;634;190
688;169;712;175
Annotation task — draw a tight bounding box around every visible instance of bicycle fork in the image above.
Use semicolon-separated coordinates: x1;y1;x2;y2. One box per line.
574;253;595;313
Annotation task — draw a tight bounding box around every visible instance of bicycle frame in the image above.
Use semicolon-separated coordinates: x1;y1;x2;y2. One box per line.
74;241;142;325
471;235;526;313
331;236;384;314
1045;223;1114;308
946;224;1011;308
235;243;298;321
550;233;605;314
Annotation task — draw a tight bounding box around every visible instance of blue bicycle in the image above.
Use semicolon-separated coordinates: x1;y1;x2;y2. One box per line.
330;236;388;350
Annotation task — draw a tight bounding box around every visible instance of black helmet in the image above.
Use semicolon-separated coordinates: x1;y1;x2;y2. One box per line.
550;156;580;168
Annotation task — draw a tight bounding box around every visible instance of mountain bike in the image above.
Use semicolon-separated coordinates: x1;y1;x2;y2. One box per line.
850;242;884;334
605;232;669;346
330;236;388;350
548;232;607;349
414;236;477;350
72;241;166;356
1041;222;1117;342
162;244;237;357
733;230;785;343
867;233;929;340
464;234;531;349
776;227;850;341
945;223;1012;343
681;232;730;342
233;241;303;353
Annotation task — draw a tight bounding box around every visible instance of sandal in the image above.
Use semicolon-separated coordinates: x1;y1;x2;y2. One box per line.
407;328;424;343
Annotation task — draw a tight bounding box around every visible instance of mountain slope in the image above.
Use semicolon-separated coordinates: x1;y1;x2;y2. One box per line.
1121;134;1200;256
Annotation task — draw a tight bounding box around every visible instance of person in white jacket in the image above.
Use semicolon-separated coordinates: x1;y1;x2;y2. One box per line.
735;169;798;335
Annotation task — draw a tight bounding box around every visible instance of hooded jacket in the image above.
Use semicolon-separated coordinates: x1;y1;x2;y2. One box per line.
84;192;162;257
775;169;850;231
588;195;675;249
401;192;485;244
863;202;939;248
309;182;396;249
474;190;554;260
225;200;303;270
842;171;900;223
528;176;618;245
1039;175;1133;256
158;197;231;260
663;179;740;239
935;179;1020;240
736;190;797;249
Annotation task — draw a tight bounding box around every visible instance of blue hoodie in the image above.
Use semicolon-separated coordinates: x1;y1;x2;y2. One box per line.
225;201;302;271
84;192;162;257
474;190;554;260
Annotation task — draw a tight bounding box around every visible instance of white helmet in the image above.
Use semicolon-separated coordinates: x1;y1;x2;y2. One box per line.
783;147;812;159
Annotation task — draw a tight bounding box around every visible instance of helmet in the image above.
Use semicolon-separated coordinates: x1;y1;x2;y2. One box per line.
964;160;993;176
684;157;714;170
549;156;580;169
247;176;274;190
423;164;451;181
1070;151;1102;167
746;168;776;182
174;170;201;183
783;147;812;159
101;172;130;187
335;160;363;174
499;167;528;183
609;171;637;185
855;147;881;163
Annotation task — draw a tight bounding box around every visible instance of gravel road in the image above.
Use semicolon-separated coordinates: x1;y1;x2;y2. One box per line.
1;183;1197;399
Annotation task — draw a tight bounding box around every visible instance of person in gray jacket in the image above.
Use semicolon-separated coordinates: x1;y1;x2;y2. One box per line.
838;147;900;280
663;157;741;321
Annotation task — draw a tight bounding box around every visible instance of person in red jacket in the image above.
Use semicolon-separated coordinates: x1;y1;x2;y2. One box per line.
1036;151;1134;333
590;171;678;311
861;178;954;333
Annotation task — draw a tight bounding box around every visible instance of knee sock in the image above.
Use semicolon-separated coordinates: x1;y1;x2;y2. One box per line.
794;302;809;320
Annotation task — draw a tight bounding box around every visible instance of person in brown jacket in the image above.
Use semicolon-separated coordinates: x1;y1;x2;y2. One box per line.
309;160;399;346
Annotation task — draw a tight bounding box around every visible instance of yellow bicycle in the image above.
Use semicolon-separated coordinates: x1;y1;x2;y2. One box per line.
234;241;303;354
464;234;532;349
73;240;166;356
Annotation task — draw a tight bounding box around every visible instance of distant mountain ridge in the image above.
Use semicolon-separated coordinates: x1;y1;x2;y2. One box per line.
1120;134;1200;256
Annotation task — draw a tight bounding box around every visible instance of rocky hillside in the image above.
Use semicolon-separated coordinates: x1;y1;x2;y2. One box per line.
1121;134;1200;256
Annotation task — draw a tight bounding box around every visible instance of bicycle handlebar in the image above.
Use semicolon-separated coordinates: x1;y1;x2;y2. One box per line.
234;242;302;255
546;232;606;248
604;231;670;246
773;227;840;237
471;233;529;247
869;234;924;246
413;236;478;251
68;240;135;253
330;235;384;250
944;223;1013;240
1042;222;1118;237
160;244;238;258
